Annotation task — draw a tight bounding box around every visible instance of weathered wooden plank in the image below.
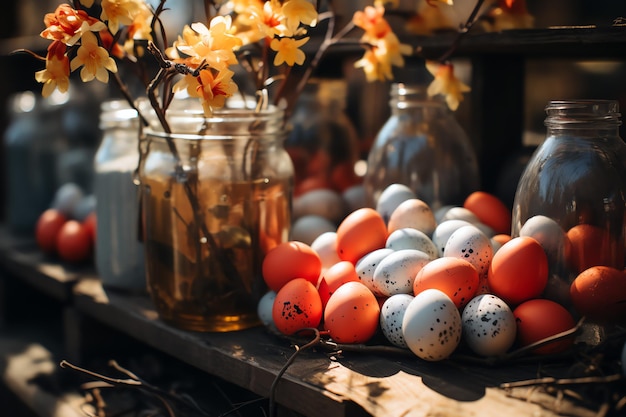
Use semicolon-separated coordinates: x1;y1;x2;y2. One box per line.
0;227;85;301
70;278;600;417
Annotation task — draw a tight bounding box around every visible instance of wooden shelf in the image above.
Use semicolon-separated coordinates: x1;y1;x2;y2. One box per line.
0;228;616;417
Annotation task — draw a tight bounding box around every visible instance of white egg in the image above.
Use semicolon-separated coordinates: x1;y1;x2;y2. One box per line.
51;182;84;218
257;290;277;329
372;249;430;296
434;205;456;224
431;219;473;257
386;228;438;259
290;215;337;246
519;215;568;267
375;183;416;224
461;294;516;357
443;224;493;276
387;198;437;236
355;248;394;295
293;188;347;224
380;294;414;348
402;289;462;361
311;231;342;271
439;206;480;224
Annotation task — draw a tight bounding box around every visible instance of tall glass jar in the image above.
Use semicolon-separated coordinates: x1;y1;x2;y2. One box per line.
138;100;293;332
362;83;480;210
286;78;361;195
94;100;146;292
511;100;626;309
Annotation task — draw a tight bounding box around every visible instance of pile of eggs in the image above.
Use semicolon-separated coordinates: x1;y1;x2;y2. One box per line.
259;184;626;362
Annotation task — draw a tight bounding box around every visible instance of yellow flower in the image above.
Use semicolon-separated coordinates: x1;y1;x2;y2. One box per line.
232;0;285;43
281;0;317;35
169;17;242;72
270;36;309;66
35;41;70;97
354;31;411;82
70;30;118;83
193;69;239;116
101;0;145;34
426;60;471;111
483;0;534;32
353;5;391;40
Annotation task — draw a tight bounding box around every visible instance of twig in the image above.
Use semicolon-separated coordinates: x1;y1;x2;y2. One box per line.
501;373;623;389
269;328;322;417
436;0;487;63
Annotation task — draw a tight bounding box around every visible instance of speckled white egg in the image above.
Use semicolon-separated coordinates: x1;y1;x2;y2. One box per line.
380;293;414;348
461;294;516;357
310;231;342;271
431;219;473;257
257;290;277;329
402;289;462;361
293;188;347;224
290;215;337;246
443;224;493;276
386;228;438;259
355;248;394;296
376;183;417;224
387;198;437;236
373;249;431;296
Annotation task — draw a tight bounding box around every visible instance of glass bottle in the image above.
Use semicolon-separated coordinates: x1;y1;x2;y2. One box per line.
4;90;68;233
362;83;480;211
94;100;146;292
285;78;361;195
511;100;626;309
138;99;293;332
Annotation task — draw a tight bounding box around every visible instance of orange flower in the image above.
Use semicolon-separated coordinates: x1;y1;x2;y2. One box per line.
426;61;471;111
232;0;285;43
35;41;70;97
193;69;239;116
270;36;309;66
41;4;106;46
70;30;118;83
353;5;391;40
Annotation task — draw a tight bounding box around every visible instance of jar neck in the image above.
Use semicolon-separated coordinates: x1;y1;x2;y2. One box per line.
389;83;447;114
544;100;622;136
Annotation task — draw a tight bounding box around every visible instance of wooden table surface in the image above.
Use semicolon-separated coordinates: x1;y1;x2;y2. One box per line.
0;227;618;417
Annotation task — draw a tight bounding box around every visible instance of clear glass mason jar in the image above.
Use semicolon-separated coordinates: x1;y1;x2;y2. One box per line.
362;83;480;210
94;100;146;292
286;78;361;195
138;100;293;332
511;100;626;309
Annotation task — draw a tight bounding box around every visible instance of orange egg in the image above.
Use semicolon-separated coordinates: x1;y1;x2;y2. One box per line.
570;266;626;324
317;261;360;309
567;224;625;274
463;191;512;235
488;236;548;306
491;234;512;246
413;257;479;308
262;241;322;292
513;299;576;355
324;281;380;344
272;278;323;335
336;208;387;264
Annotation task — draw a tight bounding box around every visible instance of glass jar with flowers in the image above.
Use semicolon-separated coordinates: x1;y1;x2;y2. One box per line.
17;0;477;332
